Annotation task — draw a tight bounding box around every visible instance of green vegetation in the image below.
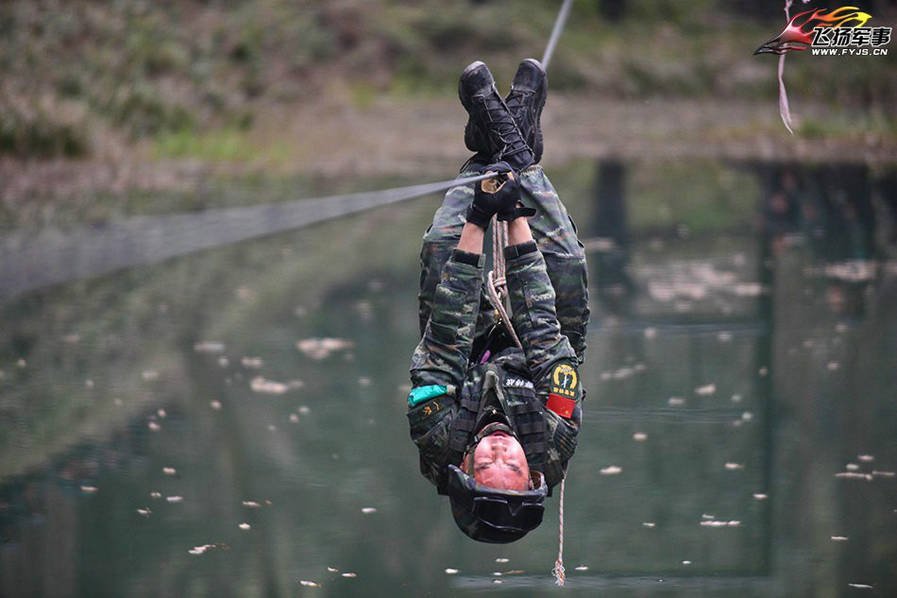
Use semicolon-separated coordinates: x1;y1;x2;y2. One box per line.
1;0;894;159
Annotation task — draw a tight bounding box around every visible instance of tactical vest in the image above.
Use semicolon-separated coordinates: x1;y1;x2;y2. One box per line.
442;354;548;492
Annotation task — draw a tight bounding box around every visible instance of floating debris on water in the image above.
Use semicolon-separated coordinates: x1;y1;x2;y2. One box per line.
644;327;657;339
682;560;692;565
848;583;874;590
241;357;264;369
600;466;622;475
166;496;184;503
733;283;764;297
575;565;589;571
361;507;377;514
289;413;300;423
16;359;26;368
188;544;216;555
85;379;94;389
633;432;648;442
327;567;339;573
724;463;744;470
150;491;162;499
831;536;848;541
163;467;177;476
493;579;503;584
218;357;229;368
298;405;311;415
668;397;685;406
341;572;357;578
194;341;226;354
242;501;261;509
492;571;503;576
872;470;895;478
137;508;151;517
495;557;509;563
858;455;875;462
700;520;741;528
753;493;768;500
80;485;98;494
836;472;873;480
717;332;732;342
299;580;319;587
142;370;159;381
157;409;167;418
148;421;161;432
758;367;768;377
268;425;277;432
695;384;716;396
296;338;354;360
731;394;742;403
846;463;859;471
238;523;251;530
358;377;371;386
444;568;459;575
250;376;289;395
642;522;656;528
742;412;753;421
827;361;840;371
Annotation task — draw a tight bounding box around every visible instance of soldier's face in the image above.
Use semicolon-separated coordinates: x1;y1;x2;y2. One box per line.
470;431;531;491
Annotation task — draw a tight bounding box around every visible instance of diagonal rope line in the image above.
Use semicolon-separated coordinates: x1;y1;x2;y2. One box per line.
0;172;492;301
542;0;574;70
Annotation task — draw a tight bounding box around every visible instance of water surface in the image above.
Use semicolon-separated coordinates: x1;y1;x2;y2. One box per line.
1;160;895;596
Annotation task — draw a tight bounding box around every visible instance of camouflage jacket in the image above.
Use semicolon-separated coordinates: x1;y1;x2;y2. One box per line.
408;242;583;493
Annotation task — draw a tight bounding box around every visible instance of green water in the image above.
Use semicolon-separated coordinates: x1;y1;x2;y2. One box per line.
1;160;895;597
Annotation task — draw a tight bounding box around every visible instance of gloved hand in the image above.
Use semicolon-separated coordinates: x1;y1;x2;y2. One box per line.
466;162;530;228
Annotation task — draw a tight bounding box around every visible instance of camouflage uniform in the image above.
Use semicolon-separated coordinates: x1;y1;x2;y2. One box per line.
418;164;589;362
408;169;587;493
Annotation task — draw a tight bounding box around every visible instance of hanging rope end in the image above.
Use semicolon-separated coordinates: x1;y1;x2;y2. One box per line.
552;560;566;586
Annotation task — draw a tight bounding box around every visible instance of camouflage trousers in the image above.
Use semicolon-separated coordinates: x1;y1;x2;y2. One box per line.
418;164;590;362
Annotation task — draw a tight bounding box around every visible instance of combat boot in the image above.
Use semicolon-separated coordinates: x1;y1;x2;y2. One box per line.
505;58;546;164
459;61;534;171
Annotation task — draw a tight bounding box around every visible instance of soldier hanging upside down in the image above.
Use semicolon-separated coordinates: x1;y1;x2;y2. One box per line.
407;59;590;543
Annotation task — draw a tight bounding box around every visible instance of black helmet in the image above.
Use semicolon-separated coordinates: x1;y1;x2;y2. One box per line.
447;464;547;543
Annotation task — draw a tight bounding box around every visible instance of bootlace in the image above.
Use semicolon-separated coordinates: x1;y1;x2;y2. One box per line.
479;95;531;159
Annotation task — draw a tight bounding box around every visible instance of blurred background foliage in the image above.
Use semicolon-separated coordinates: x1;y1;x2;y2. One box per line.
0;0;894;159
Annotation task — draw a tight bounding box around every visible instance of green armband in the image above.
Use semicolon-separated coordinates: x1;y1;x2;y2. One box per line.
408;384;450;407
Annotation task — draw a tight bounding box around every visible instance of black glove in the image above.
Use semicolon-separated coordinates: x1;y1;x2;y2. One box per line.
466;162;533;228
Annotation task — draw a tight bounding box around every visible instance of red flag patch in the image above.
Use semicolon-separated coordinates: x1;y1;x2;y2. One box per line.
547;393;576;418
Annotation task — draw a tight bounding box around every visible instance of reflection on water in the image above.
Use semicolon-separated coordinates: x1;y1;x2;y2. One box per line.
1;160;895;596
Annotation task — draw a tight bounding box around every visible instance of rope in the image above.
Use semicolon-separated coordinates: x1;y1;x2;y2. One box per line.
552;478;567;586
541;0;574;70
0;172;495;301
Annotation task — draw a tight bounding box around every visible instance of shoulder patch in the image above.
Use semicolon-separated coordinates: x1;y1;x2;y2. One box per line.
550;362;578;398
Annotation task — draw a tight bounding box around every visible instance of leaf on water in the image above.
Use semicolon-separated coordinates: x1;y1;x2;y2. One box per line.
241;357;264;369
250;377;289;395
695;384;716;396
296;337;355;360
194;341;226;354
